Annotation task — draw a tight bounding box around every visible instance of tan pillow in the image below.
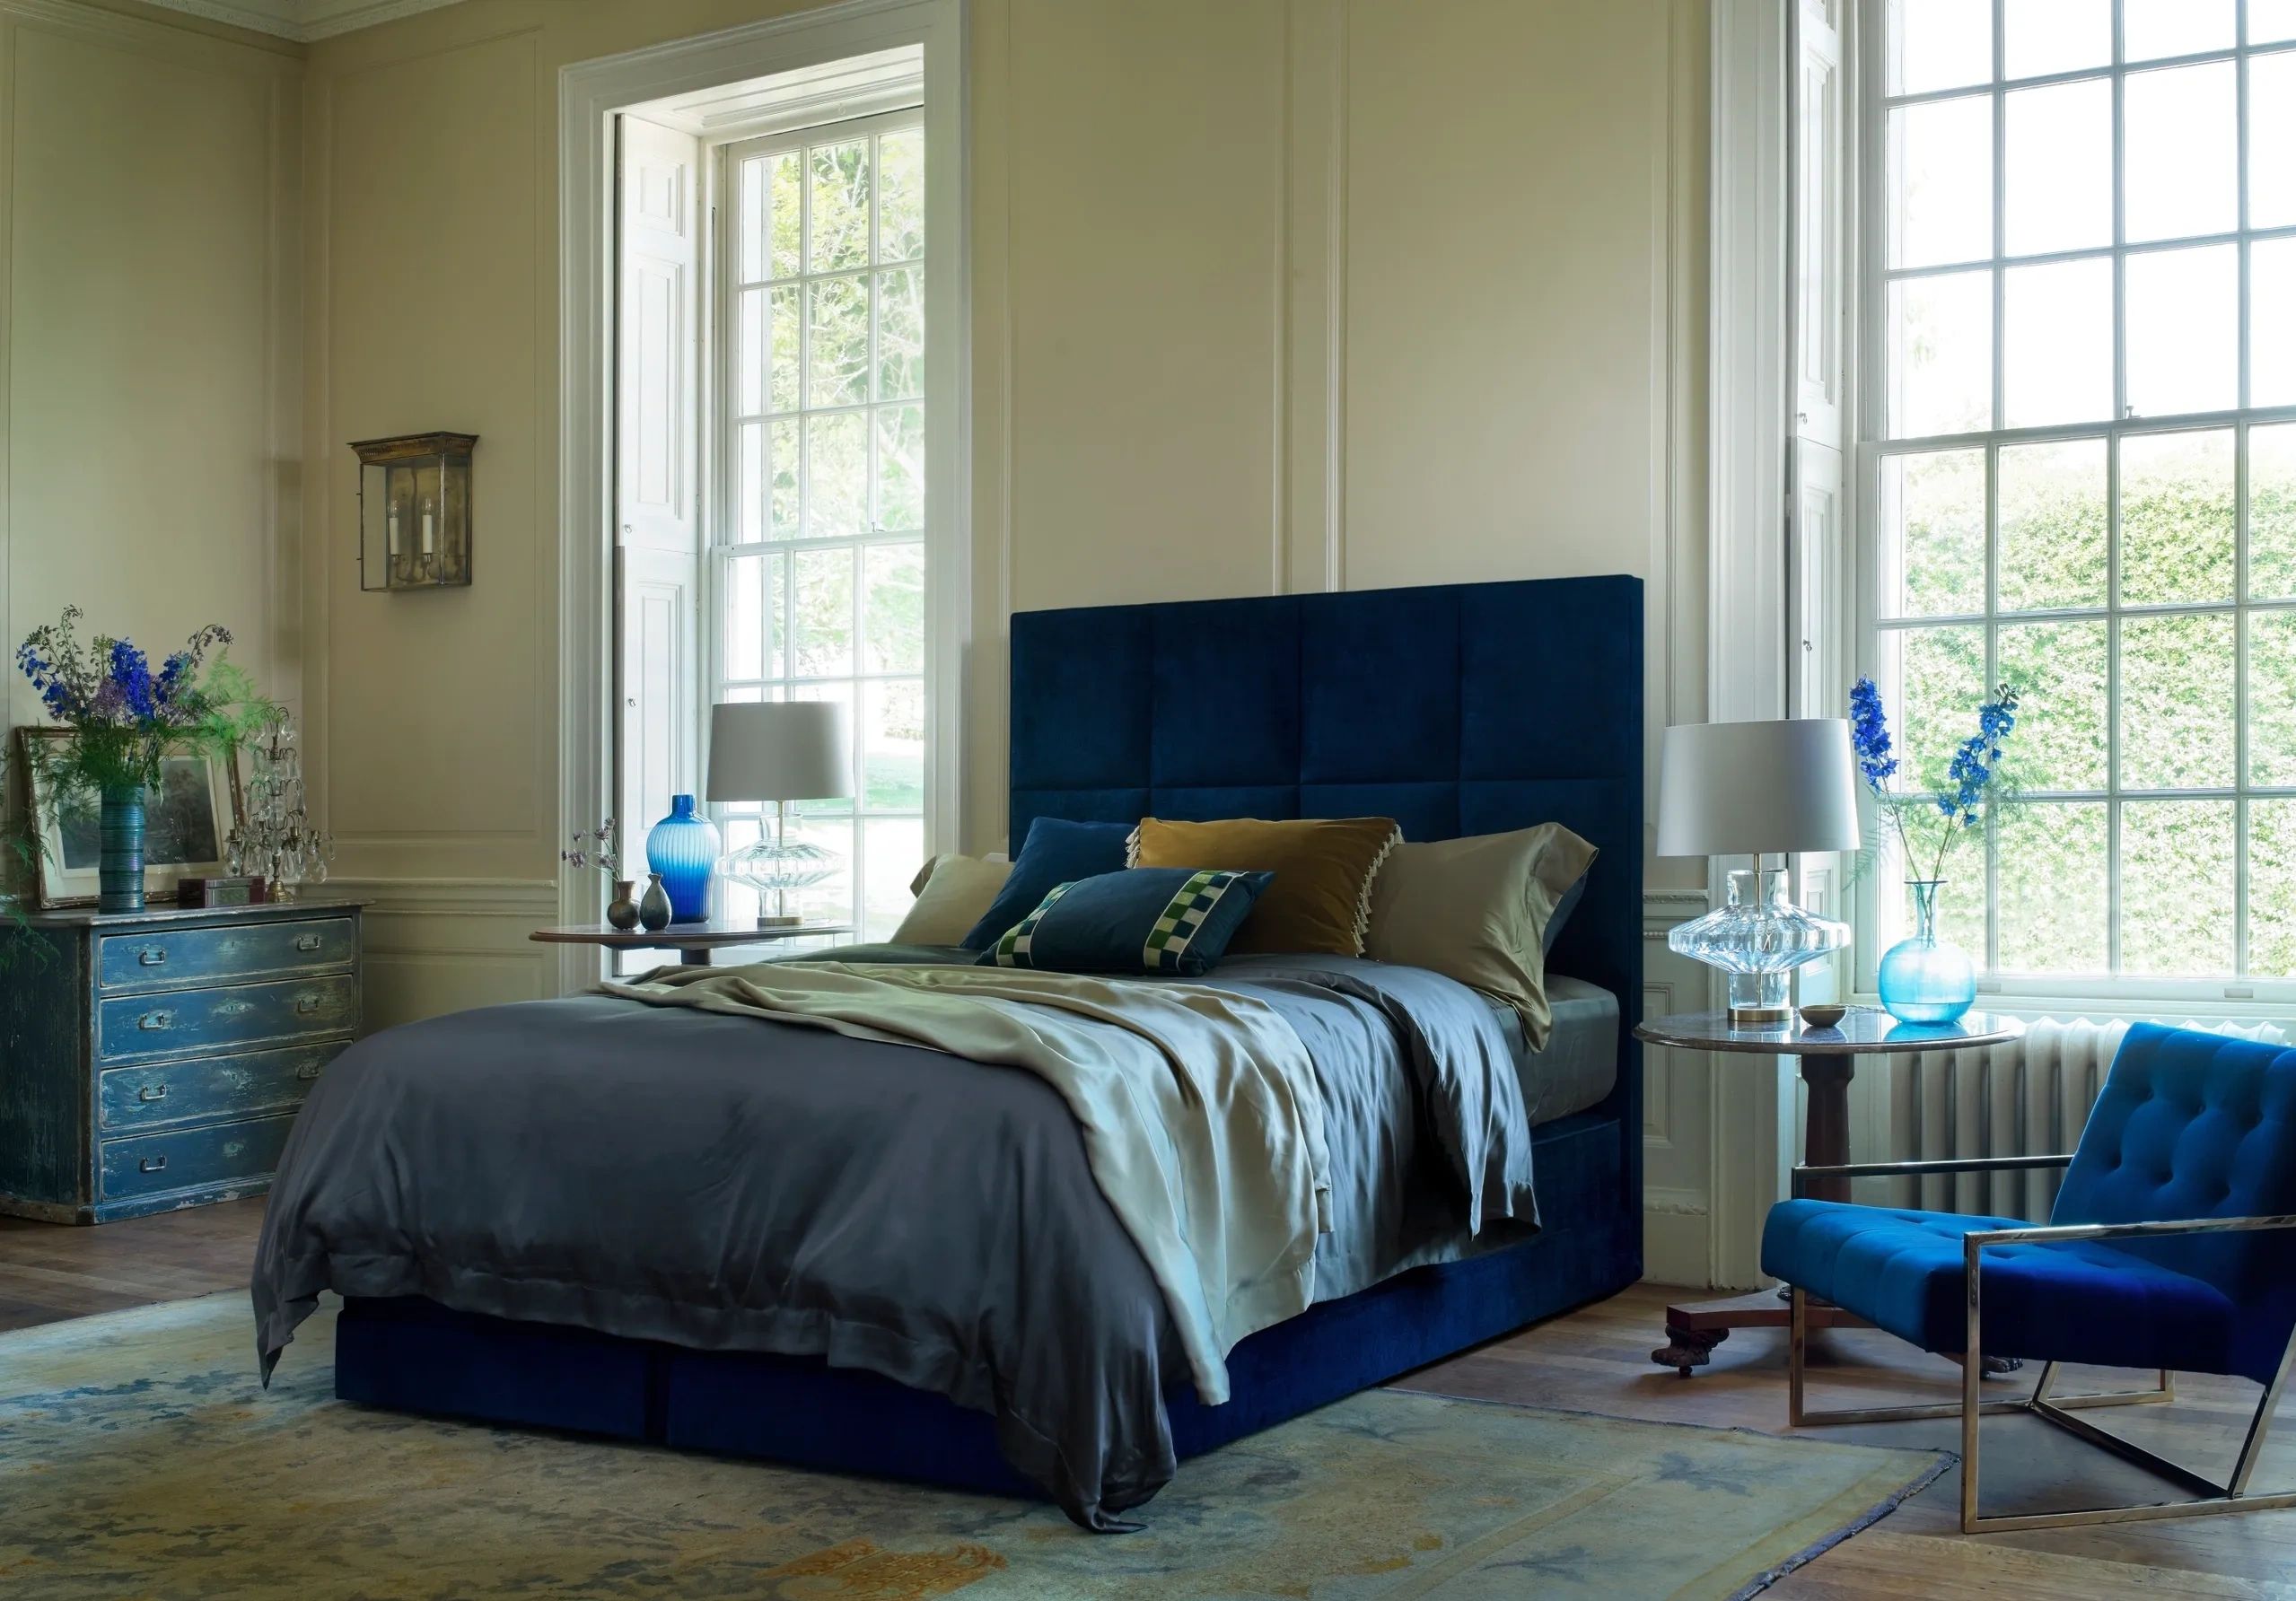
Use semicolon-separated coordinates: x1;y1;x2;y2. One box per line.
891;854;1013;946
1130;817;1399;957
1364;824;1597;1050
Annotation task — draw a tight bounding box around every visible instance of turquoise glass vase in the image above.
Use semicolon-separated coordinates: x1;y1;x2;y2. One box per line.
1878;879;1976;1024
645;795;720;924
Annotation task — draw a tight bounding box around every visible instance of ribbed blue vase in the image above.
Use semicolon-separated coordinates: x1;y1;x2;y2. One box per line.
645;795;720;923
97;784;146;914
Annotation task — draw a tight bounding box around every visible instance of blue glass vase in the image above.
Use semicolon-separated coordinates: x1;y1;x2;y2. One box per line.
1878;879;1976;1024
645;795;720;923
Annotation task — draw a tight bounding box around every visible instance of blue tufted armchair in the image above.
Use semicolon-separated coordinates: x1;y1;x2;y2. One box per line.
1760;1024;2296;1533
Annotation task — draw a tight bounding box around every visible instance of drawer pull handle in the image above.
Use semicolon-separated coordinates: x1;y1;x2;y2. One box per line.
138;947;168;966
139;1155;167;1174
215;1000;254;1018
137;1082;169;1103
138;1010;173;1031
294;932;324;951
296;1063;323;1081
296;995;322;1015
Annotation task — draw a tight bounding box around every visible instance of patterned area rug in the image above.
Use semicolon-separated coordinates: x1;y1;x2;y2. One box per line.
0;1294;1945;1599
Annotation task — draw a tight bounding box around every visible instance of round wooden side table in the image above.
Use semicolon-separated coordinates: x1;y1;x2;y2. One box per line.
1635;1005;2023;1376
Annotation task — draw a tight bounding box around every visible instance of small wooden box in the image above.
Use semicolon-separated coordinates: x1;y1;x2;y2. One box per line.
177;876;269;908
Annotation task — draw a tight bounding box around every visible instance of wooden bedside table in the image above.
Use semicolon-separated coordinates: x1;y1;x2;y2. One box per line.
530;920;854;967
1637;1005;2024;1375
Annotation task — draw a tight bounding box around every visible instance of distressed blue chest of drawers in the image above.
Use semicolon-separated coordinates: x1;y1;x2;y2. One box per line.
0;900;364;1223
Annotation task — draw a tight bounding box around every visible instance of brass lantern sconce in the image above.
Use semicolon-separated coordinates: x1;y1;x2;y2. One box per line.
354;432;478;591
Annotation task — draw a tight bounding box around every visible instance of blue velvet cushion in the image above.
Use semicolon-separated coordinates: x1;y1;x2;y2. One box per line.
975;868;1274;976
1760;1199;2242;1377
960;818;1134;950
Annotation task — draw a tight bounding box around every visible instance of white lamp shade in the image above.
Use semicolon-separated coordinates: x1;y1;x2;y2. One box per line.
1654;718;1861;857
705;701;854;804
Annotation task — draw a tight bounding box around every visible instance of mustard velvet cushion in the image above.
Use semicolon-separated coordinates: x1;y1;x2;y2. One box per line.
890;854;1013;947
1129;816;1400;957
1364;824;1597;1050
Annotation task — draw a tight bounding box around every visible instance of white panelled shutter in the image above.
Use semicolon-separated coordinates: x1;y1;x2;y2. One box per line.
615;115;705;869
1788;0;1852;1004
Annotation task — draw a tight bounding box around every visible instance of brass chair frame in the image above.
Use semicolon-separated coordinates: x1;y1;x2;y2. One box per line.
1783;1153;2296;1533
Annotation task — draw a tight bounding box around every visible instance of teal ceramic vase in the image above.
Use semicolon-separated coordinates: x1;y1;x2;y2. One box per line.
637;872;673;932
97;783;145;914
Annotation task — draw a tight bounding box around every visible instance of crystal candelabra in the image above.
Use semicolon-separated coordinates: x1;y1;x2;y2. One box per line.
226;714;334;899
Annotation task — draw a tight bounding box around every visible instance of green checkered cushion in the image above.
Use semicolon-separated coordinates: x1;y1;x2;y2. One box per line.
976;867;1274;976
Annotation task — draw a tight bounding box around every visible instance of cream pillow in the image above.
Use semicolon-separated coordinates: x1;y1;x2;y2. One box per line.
891;854;1013;947
1364;824;1597;1050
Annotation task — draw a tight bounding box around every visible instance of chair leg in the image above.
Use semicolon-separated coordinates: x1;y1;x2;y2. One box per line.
1961;1254;1982;1530
1958;1335;2296;1533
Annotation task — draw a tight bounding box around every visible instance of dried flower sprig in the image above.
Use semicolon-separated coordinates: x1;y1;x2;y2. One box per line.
560;818;619;877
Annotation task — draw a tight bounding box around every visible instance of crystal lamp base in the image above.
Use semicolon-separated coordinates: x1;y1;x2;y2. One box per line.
719;836;839;928
1668;867;1849;1028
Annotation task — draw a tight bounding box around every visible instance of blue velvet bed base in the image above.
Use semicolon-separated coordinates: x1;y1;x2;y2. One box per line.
335;574;1647;1502
336;1110;1629;1499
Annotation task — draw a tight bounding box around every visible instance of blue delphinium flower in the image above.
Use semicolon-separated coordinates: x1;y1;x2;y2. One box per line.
14;609;252;801
107;640;157;722
1848;677;2020;882
1849;678;1898;791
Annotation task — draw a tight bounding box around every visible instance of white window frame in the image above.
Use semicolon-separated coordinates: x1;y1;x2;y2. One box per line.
703;109;934;935
556;0;968;992
1851;0;2296;1014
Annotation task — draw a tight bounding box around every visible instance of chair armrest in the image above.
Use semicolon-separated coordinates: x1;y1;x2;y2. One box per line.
1963;1212;2296;1249
1790;1152;2073;1198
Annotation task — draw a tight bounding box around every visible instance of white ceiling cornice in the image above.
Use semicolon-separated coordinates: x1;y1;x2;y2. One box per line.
134;0;470;43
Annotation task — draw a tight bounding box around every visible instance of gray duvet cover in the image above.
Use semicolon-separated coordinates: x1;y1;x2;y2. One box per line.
251;953;1539;1528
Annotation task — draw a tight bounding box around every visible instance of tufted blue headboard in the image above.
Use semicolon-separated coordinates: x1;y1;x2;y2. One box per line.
1007;574;1644;1146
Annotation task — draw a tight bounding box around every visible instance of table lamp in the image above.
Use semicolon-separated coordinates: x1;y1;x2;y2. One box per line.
706;701;854;927
1655;718;1860;1026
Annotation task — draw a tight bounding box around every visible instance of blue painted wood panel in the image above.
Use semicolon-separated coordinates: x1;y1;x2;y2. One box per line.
97;1041;341;1133
98;915;355;993
98;1113;298;1203
97;975;359;1064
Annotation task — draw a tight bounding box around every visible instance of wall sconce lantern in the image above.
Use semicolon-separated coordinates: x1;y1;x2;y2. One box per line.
354;431;478;591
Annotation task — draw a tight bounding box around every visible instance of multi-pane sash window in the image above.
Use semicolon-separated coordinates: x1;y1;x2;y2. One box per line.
1868;0;2296;985
713;114;928;938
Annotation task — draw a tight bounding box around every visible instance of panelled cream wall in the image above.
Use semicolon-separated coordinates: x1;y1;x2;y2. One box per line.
0;0;302;790
969;0;1719;1282
300;0;1723;1280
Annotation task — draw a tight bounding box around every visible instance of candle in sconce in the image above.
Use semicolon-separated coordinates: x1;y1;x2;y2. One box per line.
387;502;402;557
420;499;436;558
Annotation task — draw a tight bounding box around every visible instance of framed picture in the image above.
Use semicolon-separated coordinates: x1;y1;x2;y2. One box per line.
16;728;236;909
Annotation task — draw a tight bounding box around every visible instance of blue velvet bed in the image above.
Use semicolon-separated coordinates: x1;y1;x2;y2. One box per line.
324;574;1645;1509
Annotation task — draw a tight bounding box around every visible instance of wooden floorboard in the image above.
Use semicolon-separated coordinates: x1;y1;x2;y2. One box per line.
2;1205;2291;1596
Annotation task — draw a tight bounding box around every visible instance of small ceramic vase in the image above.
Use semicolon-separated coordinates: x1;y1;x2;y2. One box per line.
605;879;641;932
637;873;674;932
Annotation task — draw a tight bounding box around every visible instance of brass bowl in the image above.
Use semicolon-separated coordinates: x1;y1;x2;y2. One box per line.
1798;1003;1847;1028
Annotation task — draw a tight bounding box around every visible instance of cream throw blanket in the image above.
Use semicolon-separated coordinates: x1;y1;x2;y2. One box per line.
600;961;1332;1404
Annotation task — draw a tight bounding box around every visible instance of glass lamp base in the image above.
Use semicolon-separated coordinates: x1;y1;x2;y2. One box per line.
720;837;840;928
1725;971;1792;1027
1669;868;1850;1030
